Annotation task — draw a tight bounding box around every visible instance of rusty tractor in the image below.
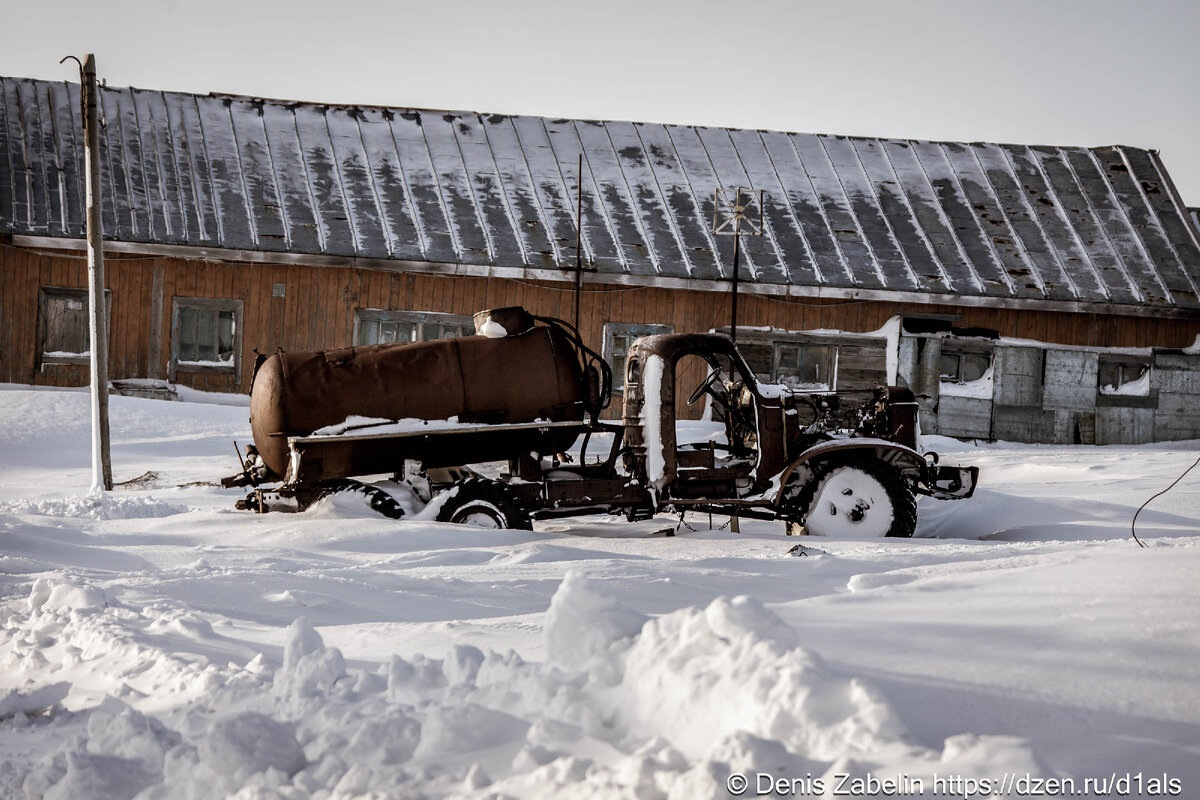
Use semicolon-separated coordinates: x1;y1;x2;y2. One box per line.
224;307;976;537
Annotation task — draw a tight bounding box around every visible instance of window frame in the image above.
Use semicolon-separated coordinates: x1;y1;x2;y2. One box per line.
169;297;243;380
603;322;673;391
353;309;475;346
938;344;994;385
1097;355;1150;396
770;340;838;391
38;286;112;368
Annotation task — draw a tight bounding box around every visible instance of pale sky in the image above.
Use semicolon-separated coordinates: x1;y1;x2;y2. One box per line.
4;0;1199;205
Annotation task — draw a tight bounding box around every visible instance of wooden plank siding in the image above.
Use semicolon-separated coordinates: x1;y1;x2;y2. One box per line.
3;245;1199;402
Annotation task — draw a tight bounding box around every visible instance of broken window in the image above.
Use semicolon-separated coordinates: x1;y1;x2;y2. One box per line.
39;286;110;366
1097;357;1150;396
171;298;242;375
939;349;992;384
603;323;673;390
355;309;474;346
772;342;835;390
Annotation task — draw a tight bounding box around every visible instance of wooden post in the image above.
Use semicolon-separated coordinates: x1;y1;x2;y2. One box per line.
82;53;112;492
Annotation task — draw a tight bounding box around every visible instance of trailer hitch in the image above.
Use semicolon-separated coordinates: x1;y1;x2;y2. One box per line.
918;453;979;500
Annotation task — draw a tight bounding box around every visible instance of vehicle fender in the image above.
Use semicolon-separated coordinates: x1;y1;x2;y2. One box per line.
772;437;926;506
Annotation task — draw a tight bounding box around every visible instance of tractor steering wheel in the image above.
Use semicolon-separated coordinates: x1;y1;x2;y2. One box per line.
688;368;723;405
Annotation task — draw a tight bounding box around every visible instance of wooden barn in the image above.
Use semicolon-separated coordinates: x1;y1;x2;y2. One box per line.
2;75;1199;443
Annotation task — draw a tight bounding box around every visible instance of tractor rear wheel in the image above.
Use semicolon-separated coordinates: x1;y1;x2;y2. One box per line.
794;458;916;538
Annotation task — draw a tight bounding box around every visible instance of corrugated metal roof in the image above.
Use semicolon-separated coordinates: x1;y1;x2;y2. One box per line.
3;75;1200;312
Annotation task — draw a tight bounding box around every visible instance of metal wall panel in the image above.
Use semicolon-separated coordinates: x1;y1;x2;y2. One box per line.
480;115;558;268
355;107;423;261
938;395;993;439
509;116;582;268
821;137;911;289
793;134;885;289
605;121;690;279
993;405;1056;442
916;141;1012;296
543;117;625;274
1042;349;1099;411
1152;353;1200;440
1097;406;1155;444
1092;147;1198;307
227;98;286;251
388;111;458;264
193;96;254;249
639;123;721;279
450;113;524;266
993;346;1043;407
166;93;220;245
130;89;185;243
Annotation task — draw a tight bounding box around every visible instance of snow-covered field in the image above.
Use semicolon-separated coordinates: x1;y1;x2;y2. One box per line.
1;384;1198;799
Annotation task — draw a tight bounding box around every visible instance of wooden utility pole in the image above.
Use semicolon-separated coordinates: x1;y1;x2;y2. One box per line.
78;53;113;492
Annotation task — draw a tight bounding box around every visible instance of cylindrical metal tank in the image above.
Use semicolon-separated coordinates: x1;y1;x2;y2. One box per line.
249;311;589;478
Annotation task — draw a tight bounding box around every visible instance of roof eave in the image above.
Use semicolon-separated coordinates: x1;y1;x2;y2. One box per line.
11;235;1199;322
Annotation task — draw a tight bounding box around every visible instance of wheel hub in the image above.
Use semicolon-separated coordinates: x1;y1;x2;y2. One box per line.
806;466;894;537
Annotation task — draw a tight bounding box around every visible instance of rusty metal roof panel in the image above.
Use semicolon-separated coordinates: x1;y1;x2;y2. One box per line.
3;75;1200;312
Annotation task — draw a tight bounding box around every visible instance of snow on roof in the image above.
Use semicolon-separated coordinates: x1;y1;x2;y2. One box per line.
3;76;1200;312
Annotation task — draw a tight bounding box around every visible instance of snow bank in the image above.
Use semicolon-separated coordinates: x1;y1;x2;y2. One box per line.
0;494;187;520
2;574;1045;798
1;385;1197;798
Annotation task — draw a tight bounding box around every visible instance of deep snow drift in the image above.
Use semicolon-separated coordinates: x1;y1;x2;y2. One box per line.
1;385;1198;798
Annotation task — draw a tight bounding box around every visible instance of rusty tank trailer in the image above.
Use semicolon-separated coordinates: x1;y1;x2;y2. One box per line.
227;308;977;537
242;307;607;484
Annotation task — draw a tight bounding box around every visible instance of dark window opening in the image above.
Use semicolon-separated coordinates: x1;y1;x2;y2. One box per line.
1098;358;1149;395
177;307;235;364
171;297;242;377
940;351;991;384
773;342;835;390
39;287;110;366
603;323;673;390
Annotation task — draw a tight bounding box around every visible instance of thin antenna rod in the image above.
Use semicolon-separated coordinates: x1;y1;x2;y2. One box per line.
574;153;584;332
712;187;764;346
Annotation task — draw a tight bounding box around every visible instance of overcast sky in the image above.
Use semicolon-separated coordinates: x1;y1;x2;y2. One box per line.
4;0;1199;205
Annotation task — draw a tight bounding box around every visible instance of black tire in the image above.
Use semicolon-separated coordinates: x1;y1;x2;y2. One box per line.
791;458;916;538
435;478;533;530
315;479;405;520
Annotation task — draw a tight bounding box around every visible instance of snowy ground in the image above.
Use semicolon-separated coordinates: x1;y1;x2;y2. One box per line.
1;384;1198;799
